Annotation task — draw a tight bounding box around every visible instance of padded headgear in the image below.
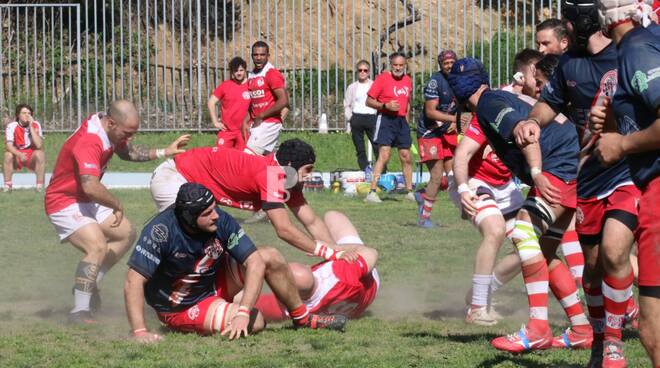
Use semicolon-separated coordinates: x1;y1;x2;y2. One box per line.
174;183;215;231
597;0;653;30
447;58;490;103
561;0;602;48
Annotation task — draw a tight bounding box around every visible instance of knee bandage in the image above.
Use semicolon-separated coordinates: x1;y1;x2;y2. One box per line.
522;196;557;228
510;220;543;262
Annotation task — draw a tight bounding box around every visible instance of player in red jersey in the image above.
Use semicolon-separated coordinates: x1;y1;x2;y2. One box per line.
44;100;189;324
208;57;251;150
3;104;46;192
252;210;378;321
150;138;359;263
242;41;289;156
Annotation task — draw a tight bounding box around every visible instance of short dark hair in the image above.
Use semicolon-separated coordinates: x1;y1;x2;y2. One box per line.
536;18;569;42
275;139;316;170
251;41;269;53
389;52;406;62
513;48;544;73
15;103;33;119
535;54;561;79
229;57;247;73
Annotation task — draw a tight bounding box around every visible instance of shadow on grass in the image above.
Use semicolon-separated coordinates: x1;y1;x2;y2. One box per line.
424;307;467;320
476;355;583;368
401;331;498;343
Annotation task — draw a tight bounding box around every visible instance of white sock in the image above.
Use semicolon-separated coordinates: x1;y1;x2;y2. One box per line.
71;289;92;313
472;274;492;307
490;273;504;293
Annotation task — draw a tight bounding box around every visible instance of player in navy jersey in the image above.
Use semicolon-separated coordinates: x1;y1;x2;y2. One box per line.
513;1;642;364
448;57;580;353
124;183;347;343
414;50;460;228
594;1;660;365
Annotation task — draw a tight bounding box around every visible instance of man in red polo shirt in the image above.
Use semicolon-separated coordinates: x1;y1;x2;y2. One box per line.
364;52;414;203
44;100;189;324
208;57;250;150
3;104;46;192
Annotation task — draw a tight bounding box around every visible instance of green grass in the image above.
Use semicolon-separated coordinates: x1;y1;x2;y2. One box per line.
0;190;649;367
0;131;405;173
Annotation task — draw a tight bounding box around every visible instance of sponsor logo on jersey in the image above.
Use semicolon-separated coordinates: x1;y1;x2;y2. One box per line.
151;223;169;243
218;197;233;206
598;70;618;98
250;89;266;99
136;245;161;265
239;201;254;210
257;78;265;87
492;107;514;130
242;91;251;100
227;229;245;250
393;86;410;97
83;162;98;169
204;238;224;259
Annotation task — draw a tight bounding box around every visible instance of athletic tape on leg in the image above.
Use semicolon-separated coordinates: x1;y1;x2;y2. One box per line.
522;196;557;227
473;198;501;226
510;220;542;262
336;235;364;245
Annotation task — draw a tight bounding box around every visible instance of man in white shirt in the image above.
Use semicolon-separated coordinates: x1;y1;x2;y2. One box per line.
344;60;378;171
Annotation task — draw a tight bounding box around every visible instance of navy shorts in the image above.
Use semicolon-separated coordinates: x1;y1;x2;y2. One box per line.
374;114;412;149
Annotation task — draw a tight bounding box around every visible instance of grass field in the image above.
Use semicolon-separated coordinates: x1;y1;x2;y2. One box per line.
0;131;405;173
0;189;649;367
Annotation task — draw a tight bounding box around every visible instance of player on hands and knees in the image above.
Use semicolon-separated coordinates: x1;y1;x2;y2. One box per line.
513;1;643;364
448;57;581;353
594;1;660;365
124;183;347;343
252;211;379;321
44;100;190;324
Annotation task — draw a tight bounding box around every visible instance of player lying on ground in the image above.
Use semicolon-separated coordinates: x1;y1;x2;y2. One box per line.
448;57;583;353
45;100;189;324
251;210;379;321
124;183;348;343
150;138;358;263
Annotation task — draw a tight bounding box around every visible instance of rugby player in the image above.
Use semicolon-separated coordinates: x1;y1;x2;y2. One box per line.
44;100;190;324
414;50;460;228
208;56;250;150
4;104;45;192
364;52;414;203
149;138;358;262
124;183;347;343
253;211;379;321
514;1;642;363
535;18;571;55
594;1;660;364
448;57;580;353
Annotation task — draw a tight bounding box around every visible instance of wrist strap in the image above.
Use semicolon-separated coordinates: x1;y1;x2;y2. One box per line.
531;167;542;179
156;149;166;159
236;306;250;318
314;240;341;261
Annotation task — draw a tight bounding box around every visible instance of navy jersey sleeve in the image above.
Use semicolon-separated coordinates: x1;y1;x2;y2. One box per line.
423;76;440;100
476;92;528;140
127;222;166;279
539;54;568;114
215;209;257;264
623;42;660;112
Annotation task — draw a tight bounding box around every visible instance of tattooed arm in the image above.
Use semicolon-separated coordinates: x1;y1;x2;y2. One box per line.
114;134;191;162
80;174;124;226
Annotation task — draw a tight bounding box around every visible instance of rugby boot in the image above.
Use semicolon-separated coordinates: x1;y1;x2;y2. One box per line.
67;310;97;325
417;218;436;229
551;326;593;349
299;313;347;331
404;191;416;202
491;324;553;353
623;297;639;330
602;339;627;368
465;306;498;326
364;191;382;203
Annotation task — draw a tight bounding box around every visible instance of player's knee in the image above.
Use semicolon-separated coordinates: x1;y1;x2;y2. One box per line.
600;244;629;273
399;151;412;163
361;246;379;270
33;149;45;162
323;210;345;224
484;225;506;244
86;242;109;259
3;151;14;164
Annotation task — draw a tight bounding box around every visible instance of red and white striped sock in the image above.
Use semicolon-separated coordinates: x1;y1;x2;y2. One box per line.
4;181;12;189
602;271;634;341
522;259;550;333
584;285;605;342
421;193;435;220
549;263;590;333
560;231;584;287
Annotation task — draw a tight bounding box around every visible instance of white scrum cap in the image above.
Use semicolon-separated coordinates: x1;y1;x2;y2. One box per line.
598;0;654;29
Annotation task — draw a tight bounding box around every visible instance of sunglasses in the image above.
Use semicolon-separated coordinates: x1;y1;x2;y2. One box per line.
358;69;369;72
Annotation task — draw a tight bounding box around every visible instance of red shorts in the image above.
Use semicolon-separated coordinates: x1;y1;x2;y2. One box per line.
216;130;245;150
637;176;660;287
576;184;641;236
13;148;34;170
418;133;457;162
527;172;577;209
157;254;244;334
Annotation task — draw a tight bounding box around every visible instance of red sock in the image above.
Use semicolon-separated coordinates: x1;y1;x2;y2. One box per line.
254;293;288;322
584;285;605;342
421;193;435;220
440;176;448;191
522;259;550;333
549;263;590;334
560;231;584;287
602;271;634;341
4;181;12;188
288;304;310;326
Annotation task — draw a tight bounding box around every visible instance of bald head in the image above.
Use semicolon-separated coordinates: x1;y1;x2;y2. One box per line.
107;100;139;127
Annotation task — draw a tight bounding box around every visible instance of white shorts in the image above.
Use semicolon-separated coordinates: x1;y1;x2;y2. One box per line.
449;177;524;218
48;202;114;241
246;122;282;155
150;159;188;212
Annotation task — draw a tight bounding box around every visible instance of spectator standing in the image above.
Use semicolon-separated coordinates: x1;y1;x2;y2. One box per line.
344;60;378;171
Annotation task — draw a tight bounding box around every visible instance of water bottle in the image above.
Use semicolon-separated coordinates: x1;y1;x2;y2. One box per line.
365;164;373;183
